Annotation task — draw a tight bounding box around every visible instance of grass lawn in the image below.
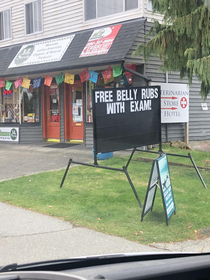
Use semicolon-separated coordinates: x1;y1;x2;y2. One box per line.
0;144;210;245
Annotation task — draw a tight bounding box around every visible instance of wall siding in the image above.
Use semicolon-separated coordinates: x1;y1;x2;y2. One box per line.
0;0;145;48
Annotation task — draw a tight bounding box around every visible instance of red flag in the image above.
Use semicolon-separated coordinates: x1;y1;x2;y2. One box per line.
44;75;53;87
124;64;136;76
79;68;90;83
0;78;5;88
102;66;112;82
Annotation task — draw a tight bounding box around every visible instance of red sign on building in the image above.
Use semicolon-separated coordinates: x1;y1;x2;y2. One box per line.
80;24;122;57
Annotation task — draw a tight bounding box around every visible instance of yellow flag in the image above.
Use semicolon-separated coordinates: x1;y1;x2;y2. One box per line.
64;73;74;84
22;78;31;89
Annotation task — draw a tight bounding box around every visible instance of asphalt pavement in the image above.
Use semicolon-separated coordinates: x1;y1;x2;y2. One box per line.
0;142;210;266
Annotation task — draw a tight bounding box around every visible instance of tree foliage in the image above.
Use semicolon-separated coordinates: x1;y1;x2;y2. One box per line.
134;0;210;99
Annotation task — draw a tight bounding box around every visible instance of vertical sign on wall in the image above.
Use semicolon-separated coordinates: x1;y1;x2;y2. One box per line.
142;153;175;225
151;83;189;123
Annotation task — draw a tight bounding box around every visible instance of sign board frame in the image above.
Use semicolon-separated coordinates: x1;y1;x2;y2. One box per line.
141;153;176;225
92;86;161;161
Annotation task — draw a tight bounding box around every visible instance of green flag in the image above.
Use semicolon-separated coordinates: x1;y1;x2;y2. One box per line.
55;72;64;85
112;65;122;77
5;80;12;90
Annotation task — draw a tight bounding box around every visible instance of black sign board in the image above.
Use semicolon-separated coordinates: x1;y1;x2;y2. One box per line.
141;154;176;225
92;86;161;154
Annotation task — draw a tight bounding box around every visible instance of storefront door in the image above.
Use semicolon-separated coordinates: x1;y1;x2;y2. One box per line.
64;83;83;141
45;84;60;139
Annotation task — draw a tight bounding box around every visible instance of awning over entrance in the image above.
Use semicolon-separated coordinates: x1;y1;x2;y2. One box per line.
0;17;146;78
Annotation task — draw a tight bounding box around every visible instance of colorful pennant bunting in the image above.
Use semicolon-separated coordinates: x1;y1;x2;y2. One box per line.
5;80;12;90
102;66;112;82
22;78;31;89
44;75;53;87
79;68;90;83
55;72;64;85
112;65;122;77
0;78;5;88
88;70;98;83
33;77;42;89
64;73;75;84
14;77;22;89
124;64;136;75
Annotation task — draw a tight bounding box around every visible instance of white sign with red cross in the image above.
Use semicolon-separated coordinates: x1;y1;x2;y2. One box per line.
151;83;189;123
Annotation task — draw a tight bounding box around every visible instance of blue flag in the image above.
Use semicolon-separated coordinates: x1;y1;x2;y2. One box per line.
33;77;42;89
88;70;98;83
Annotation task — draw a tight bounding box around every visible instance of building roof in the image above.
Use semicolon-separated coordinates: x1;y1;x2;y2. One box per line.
0;17;146;78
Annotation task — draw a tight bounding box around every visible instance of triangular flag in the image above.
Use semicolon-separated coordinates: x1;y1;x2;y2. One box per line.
5;80;13;90
126;74;132;85
79;68;90;83
0;78;5;88
44;75;53;87
22;78;31;89
112;65;122;77
55;72;64;85
88;70;98;83
33;77;42;89
64;73;75;84
14;77;22;88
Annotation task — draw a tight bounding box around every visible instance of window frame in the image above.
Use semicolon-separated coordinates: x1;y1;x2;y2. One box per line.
147;0;153;11
0;8;12;41
25;0;43;36
83;0;139;22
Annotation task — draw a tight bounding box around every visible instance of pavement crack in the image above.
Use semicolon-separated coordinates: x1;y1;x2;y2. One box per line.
0;228;72;239
149;244;171;252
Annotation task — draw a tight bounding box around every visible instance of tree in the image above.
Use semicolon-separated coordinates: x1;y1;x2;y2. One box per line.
134;0;210;99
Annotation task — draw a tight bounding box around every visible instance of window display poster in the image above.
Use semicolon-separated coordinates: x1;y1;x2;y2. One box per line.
157;154;175;220
0;127;19;142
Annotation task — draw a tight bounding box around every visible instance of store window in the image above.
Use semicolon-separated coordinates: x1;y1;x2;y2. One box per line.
147;0;153;11
84;0;138;21
0;9;12;40
86;81;94;123
25;0;42;35
0;86;20;123
20;86;39;123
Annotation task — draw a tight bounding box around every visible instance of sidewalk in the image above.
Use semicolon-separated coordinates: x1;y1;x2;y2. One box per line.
0;142;209;266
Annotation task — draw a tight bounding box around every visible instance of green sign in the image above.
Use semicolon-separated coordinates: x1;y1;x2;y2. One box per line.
0;127;19;142
10;128;18;141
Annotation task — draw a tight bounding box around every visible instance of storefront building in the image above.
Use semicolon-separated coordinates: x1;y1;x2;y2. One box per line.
0;17;147;145
0;16;209;145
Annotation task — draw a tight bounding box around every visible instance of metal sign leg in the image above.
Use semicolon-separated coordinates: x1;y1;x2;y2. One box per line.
123;166;143;208
188;153;207;189
60;159;72;188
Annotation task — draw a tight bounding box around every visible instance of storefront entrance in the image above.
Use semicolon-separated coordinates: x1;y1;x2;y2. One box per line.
64;83;84;141
43;84;60;140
